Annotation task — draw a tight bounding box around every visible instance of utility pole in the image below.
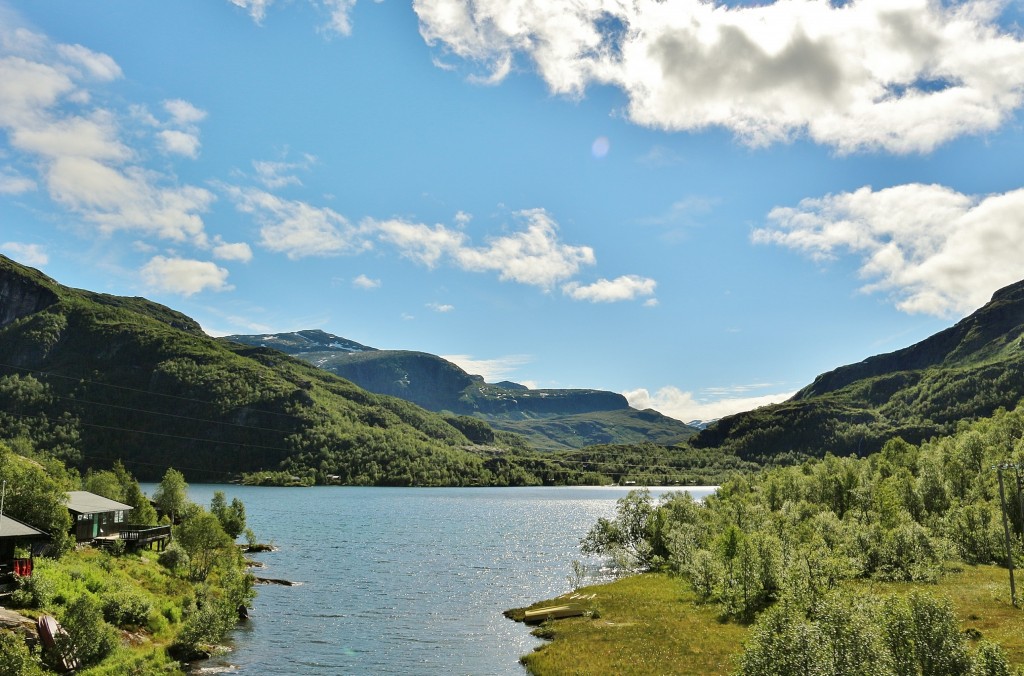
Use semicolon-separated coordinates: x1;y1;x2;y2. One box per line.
996;465;1018;607
1015;465;1024;536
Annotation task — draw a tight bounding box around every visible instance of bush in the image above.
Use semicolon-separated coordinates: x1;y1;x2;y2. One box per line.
10;573;54;609
56;594;119;668
0;631;42;676
157;542;189;572
101;590;153;628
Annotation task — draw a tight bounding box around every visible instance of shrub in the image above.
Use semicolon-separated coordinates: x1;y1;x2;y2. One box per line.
10;573;54;609
0;631;42;676
157;542;189;572
101;590;153;628
56;594;119;668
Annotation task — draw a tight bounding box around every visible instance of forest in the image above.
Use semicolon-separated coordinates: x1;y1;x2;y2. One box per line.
567;403;1024;675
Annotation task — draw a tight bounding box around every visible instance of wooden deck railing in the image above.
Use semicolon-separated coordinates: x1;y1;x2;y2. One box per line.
119;524;171;542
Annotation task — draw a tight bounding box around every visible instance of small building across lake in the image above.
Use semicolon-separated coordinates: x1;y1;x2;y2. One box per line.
66;491;132;542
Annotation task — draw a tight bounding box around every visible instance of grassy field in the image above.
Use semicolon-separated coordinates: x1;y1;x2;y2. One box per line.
507;565;1024;675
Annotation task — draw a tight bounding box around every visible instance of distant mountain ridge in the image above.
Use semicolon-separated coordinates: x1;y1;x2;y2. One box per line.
693;278;1024;460
0;255;608;485
223;330;699;450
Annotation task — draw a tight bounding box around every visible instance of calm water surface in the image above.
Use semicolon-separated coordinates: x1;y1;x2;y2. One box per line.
156;485;714;675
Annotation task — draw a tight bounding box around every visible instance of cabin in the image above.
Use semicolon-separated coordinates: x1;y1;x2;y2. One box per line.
0;514;48;577
66;491;133;542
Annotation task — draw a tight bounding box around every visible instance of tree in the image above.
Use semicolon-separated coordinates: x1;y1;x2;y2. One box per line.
153;468;188;523
112;461;158;526
580;489;655;572
82;470;124;502
175;508;233;581
210;491;246;540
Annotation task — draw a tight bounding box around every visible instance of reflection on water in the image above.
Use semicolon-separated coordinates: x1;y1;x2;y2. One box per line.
150;485;714;675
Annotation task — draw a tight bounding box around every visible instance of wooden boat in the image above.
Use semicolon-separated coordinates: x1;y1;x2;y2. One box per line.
523;604;585;623
36;614;80;672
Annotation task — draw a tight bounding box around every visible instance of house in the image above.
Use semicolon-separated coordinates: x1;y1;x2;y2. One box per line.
66;491;133;542
0;514;48;577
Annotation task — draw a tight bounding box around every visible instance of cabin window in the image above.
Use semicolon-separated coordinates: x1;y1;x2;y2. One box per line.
114;510;124;524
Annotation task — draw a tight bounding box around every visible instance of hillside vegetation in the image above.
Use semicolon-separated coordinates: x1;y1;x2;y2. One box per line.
0;255;707;486
515;403;1024;674
693;279;1024;462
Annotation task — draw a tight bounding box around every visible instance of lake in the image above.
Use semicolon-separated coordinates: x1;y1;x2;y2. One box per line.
161;485;716;675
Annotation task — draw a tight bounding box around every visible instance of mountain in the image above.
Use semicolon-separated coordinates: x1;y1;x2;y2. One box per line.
693;279;1024;461
0;255;610;485
222;331;699;450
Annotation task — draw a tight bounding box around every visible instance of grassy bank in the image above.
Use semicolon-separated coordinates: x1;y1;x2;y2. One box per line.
508;565;1024;675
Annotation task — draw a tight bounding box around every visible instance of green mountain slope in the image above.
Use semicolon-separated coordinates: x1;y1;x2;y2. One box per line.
223;331;700;449
693;279;1024;461
0;255;597;485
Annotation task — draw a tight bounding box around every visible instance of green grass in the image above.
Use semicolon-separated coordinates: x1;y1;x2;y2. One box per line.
509;573;746;675
509;566;1024;675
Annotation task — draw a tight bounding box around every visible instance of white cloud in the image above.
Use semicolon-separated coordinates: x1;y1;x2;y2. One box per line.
352;274;380;289
415;0;1024;153
322;0;358;36
228;0;358;36
643;298;658;308
624;385;795;423
228;0;272;23
158;129;201;158
754;183;1024;317
163;99;207;126
47;157;214;244
563;274;656;303
212;238;253;262
253;155;316;189
140;255;232;296
1;241;48;266
55;43;122;81
372;208;595;288
0;22;215;246
442;353;533;381
225;186;364;259
427;302;455;312
0;168;35;194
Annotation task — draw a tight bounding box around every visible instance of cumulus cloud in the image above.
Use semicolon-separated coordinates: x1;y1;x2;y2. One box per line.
158;129;201;158
415;0;1024;153
624;385;795;424
373;208;596;288
212;238;253;262
140;255;232;296
229;192;651;300
427;302;455;312
754;183;1024;317
563;274;656;303
442;353;533;381
55;43;123;81
0;22;215;246
1;241;48;266
352;274;380;289
225;186;364;259
163;99;206;126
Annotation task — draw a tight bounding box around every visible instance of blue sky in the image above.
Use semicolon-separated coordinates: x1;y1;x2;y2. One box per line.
3;0;1024;422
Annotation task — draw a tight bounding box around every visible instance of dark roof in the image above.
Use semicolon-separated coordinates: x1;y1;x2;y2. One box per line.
0;514;47;538
65;491;133;515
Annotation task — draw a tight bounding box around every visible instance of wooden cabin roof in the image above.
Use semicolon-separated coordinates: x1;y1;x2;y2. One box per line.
66;491;133;515
0;514;47;539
